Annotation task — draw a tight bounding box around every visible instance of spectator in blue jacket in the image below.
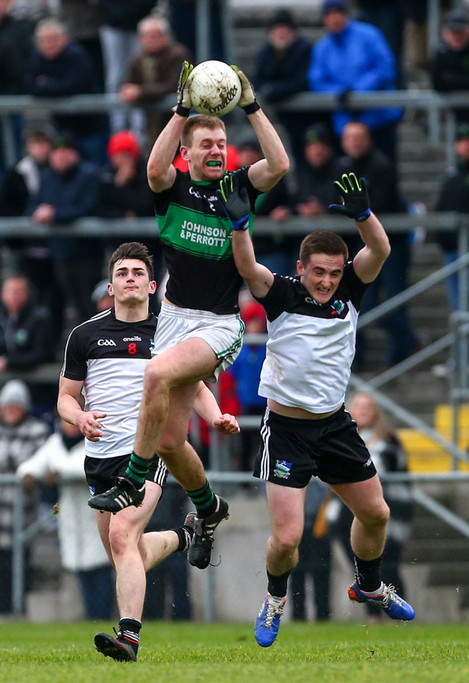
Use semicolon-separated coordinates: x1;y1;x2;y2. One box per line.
308;0;403;162
253;8;317;172
27;133;103;325
27;17;108;167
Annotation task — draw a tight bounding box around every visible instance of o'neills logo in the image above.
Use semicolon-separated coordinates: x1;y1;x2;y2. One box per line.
208;85;239;114
180;220;227;247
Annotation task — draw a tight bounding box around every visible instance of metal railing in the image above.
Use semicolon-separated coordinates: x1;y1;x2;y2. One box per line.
6;469;469;620
0;86;468;167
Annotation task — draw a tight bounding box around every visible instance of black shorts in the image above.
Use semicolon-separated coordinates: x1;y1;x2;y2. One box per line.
253;405;377;488
85;453;168;496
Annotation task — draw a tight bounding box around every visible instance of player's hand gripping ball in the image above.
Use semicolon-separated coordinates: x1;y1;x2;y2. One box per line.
186;60;242;116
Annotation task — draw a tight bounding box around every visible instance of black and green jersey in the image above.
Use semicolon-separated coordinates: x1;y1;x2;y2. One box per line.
154;167;260;314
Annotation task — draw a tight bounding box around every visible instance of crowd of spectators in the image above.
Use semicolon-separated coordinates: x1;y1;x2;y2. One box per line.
0;0;464;389
0;0;466;618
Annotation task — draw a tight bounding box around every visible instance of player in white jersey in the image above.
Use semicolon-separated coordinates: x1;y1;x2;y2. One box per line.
219;172;415;648
57;242;239;662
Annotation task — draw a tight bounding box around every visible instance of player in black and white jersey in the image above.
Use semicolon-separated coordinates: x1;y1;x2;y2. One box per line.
219;172;415;647
57;242;239;662
89;62;289;573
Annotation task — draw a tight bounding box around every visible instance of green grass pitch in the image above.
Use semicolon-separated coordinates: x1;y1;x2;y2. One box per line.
1;620;469;683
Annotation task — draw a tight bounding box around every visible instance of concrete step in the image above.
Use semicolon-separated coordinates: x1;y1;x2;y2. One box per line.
403;539;469;563
428;562;469;586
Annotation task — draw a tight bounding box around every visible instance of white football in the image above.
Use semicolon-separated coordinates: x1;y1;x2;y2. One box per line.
187;60;242;117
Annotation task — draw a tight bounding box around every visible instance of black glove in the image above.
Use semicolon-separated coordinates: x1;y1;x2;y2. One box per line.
217;174;250;230
175;61;193;117
231;64;261;115
328;173;371;222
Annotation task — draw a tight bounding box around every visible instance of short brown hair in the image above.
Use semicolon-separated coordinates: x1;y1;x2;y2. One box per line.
299;230;348;267
181;114;226;147
108;242;154;281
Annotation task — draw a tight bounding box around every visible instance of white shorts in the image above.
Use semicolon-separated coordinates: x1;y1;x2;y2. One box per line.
153;302;245;381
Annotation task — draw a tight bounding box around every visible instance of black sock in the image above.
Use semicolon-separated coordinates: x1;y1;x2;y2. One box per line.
353;555;382;592
173;524;195;552
118;617;141;655
267;569;290;598
186;481;217;518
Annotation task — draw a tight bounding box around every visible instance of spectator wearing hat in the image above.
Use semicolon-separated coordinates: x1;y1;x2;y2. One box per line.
430;8;469;125
119;15;192;146
94;130;163;293
0;379;50;613
17;418;115;620
308;0;403;163
27;17;109;167
95;131;154;220
27;133;103;325
91;278;114;312
434;123;469;310
0;273;55;374
295;123;341;218
253;8;317;172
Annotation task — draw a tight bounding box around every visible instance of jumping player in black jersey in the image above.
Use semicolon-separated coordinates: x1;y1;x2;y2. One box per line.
57;242;239;661
219;172;415;647
89;62;289;573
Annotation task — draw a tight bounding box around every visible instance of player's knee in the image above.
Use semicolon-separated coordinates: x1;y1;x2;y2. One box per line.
158;434;185;458
144;359;169;392
108;523;136;557
366;500;390;528
273;529;302;555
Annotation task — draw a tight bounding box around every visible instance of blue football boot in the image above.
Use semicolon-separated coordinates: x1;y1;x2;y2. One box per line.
348;582;415;620
254;592;287;647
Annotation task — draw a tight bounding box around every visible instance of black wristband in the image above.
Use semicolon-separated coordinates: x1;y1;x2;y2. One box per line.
243;101;261;115
175;104;190;117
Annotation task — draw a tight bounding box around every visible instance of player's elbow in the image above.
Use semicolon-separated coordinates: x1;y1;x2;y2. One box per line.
382;239;391;261
276;151;290;178
236;260;256;282
147;160;167;191
147;164;161;189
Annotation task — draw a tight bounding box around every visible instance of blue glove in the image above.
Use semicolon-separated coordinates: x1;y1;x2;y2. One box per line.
217;174;250;230
328;172;371;222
